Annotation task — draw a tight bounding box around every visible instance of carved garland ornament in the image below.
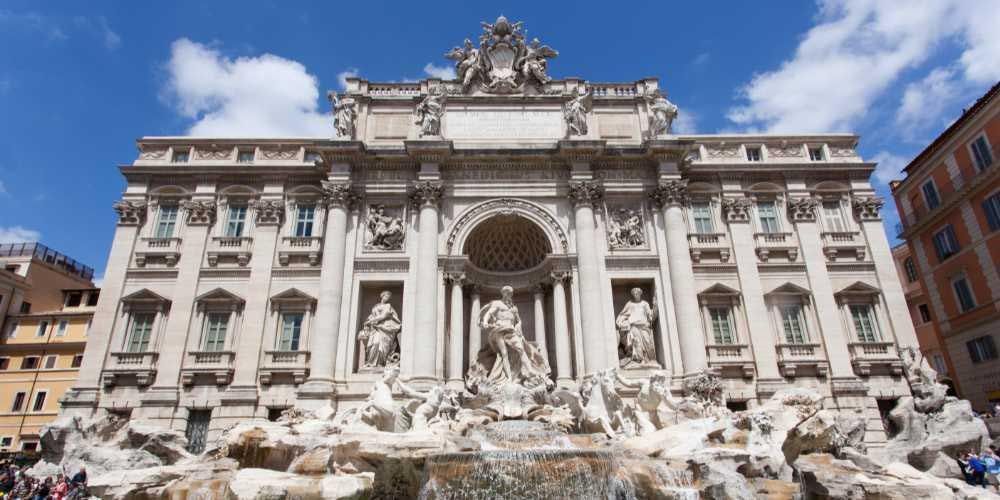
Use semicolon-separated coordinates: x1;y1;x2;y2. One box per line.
253;199;285;225
567;180;604;208
447;198;569;253
787;197;819;222
648;180;689;208
720;197;753;223
113;200;147;225
852;196;884;221
409;180;445;208
182;200;217;225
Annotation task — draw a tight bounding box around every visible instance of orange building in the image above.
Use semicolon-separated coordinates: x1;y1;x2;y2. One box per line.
891;81;1000;411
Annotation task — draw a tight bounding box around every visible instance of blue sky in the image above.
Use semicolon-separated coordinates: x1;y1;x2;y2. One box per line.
1;0;999;282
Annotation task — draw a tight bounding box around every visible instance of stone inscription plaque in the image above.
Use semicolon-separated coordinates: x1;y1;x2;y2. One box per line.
445;109;563;140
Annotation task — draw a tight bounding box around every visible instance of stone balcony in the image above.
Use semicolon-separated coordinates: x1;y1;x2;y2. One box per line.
775;343;828;378
753;232;799;262
848;342;904;376
135;237;182;267
207;236;253;266
687;233;731;263
259;350;310;385
706;344;754;378
102;351;158;387
278;236;323;266
180;350;236;386
820;231;867;261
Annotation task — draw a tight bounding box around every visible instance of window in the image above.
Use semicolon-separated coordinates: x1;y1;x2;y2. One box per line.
43;356;57;369
19;302;30;314
757;201;780;233
809;147;824;161
56;320;68;337
31;392;46;412
295;205;316;237
155;205;179;238
966;335;998;363
85;319;91;336
779;305;807;343
171;150;190;163
850;304;880;343
304;151;322;163
983;192;1000;231
708;307;736;344
5;265;19;274
903;258;918;283
20;357;39;370
71;355;83;368
0;437;11;448
931;354;946;374
203;313;228;352
278;313;303;351
746;146;762;162
65;292;83;307
918;303;932;323
127;313;155;352
921;180;941;210
952;276;976;313
35;321;49;337
86;291;100;306
971;135;993;171
10;392;25;412
0;358;8;370
225;205;248;237
237;150;255;163
932;225;960;261
691;202;714;234
821;201;846;232
6;321;16;338
20;442;37;452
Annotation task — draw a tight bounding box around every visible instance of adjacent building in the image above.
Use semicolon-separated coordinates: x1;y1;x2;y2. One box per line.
891;81;1000;411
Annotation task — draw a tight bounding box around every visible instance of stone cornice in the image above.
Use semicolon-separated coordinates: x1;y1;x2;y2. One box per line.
644;139;695;164
557;139;606;163
404;139;454;164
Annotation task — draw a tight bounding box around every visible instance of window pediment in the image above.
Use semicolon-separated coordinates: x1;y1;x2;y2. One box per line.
121;289;171;311
834;281;880;302
698;283;741;305
765;282;811;297
195;288;245;311
270;288;317;312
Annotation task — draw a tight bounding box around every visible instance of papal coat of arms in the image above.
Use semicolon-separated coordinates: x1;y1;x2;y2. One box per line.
445;16;558;94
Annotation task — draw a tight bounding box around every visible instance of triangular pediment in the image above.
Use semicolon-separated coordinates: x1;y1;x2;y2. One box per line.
121;288;170;305
195;288;245;306
765;282;811;296
699;283;741;297
834;281;881;297
269;288;317;311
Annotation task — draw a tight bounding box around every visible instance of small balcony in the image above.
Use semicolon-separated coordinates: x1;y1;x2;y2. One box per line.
706;344;754;378
207;236;253;266
820;231;867;261
848;341;903;376
278;236;323;266
103;351;158;387
775;343;828;378
135;237;182;267
180;350;236;386
259;350;310;385
687;233;731;263
754;232;799;262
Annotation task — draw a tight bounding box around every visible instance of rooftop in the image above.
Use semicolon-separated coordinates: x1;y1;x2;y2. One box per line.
0;242;95;281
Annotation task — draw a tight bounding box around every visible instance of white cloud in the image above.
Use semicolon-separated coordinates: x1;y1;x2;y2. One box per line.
337;68;360;90
673;110;697;134
0;226;41;243
870;151;908;185
727;0;1000;134
0;10;66;41
895;67;961;138
73;15;120;50
163;38;331;137
422;62;456;80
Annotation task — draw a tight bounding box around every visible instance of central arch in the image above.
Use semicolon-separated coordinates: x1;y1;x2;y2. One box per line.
464;214;552;272
447;198;568;256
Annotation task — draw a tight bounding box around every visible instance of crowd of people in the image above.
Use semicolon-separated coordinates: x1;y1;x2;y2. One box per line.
0;462;87;499
958;445;1000;490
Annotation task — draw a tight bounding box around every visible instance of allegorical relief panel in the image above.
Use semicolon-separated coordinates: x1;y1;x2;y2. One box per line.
364;204;406;251
606;205;646;250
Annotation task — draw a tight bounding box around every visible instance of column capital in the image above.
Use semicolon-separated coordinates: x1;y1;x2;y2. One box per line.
181;199;217;225
787;196;819;222
321;180;360;209
252;199;285;226
720;196;753;223
112;199;147;226
444;272;466;286
410;180;444;208
648;179;689;209
567;180;604;208
550;271;572;284
852;195;884;221
533;283;548;295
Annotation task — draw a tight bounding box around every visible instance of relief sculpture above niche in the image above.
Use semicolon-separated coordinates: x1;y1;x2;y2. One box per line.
606;206;646;249
364;204;405;251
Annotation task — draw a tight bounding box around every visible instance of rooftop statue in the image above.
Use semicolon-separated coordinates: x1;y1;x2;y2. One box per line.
445;16;558;94
327;90;357;140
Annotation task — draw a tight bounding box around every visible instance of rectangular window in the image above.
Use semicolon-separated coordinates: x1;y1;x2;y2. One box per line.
746;146;762;162
304;151;322;163
904;258;918;283
983;192;1000;231
71;355;83;368
0;437;11;448
10;392;25;412
295;205;316;237
86;291;100;306
0;358;8;370
20;357;38;370
19;302;30;314
918;303;932;323
172;150;190;163
952;277;977;313
850;304;879;343
709;307;736;344
757;201;780;233
225;205;248;237
971;135;993;171
20;442;37;452
127;313;155;353
203;313;228;352
780;305;807;344
43;355;56;369
931;354;946;374
155;205;179;238
279;313;303;351
809;147;824;161
237;150;255;163
6;321;16;338
31;392;46;412
35;321;49;337
65;292;83;307
821;201;846;232
922;180;941;210
932;225;960;261
56;320;68;337
966;335;998;363
691;202;714;234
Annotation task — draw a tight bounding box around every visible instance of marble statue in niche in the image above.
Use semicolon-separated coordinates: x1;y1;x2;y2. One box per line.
615;287;660;368
564;86;591;137
365;205;405;251
607;207;645;249
474;285;550;386
415;86;447;137
358;291;402;369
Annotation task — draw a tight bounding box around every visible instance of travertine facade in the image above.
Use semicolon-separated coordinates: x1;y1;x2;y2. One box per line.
61;18;919;448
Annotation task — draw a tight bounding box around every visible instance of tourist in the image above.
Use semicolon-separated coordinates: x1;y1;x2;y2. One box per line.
31;476;51;500
966;452;988;487
985;447;1000;491
69;466;86;487
51;476;69;500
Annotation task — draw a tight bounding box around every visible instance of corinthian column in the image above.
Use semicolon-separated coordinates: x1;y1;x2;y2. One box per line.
410;180;444;382
532;284;548;360
550;272;573;385
650;179;707;375
567;180;610;374
468;286;482;365
446;273;465;385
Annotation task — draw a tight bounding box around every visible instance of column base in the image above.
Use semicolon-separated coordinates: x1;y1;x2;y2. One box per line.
141;387;180;407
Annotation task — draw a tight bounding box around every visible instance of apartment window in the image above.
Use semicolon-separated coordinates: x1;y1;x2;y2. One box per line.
983;192;1000;231
65;292;83;307
931;354;946;374
808;147;824;161
850;304;880;343
225;205;248;237
126;313;155;353
932;225;960;261
20;442;37;452
85;319;91;336
903;258;918;283
918;303;932;323
821;201;846;232
5;265;19;274
237;150;255;163
757;201;780;233
691;202;714;234
171;150;190;163
71;355;83;368
6;321;16;338
952;276;977;313
56;320;68;337
203;313;228;352
31;392;46;412
86;291;100;306
155;205;179;238
921;180;941;210
780;305;808;344
43;355;57;369
0;437;11;448
966;335;997;363
971;135;993;171
746;146;762;162
36;321;49;338
10;392;25;412
294;205;316;237
708;307;736;344
20;357;38;370
278;313;303;351
19;302;30;314
0;358;8;370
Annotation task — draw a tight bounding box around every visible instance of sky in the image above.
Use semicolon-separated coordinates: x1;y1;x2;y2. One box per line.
1;0;999;283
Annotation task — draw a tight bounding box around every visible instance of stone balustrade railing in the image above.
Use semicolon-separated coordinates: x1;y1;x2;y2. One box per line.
775;343;828;378
820;231;866;260
753;232;799;261
279;236;323;266
135;237;183;267
847;341;903;376
260;350;310;385
687;232;731;263
208;236;254;266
